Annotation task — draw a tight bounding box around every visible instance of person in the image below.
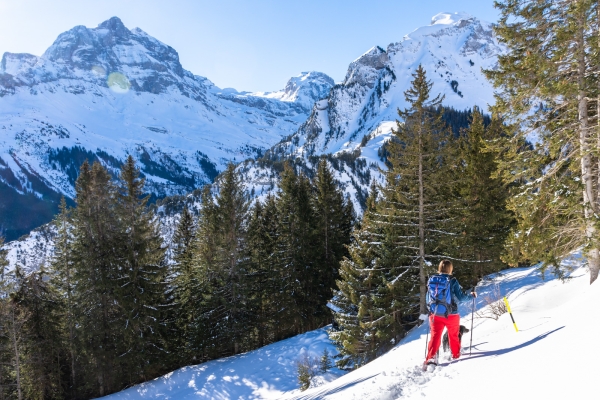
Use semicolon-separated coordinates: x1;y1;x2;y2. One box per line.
424;260;476;367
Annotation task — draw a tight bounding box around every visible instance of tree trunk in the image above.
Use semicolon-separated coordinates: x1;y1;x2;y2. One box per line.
9;307;22;400
418;121;427;314
576;14;600;284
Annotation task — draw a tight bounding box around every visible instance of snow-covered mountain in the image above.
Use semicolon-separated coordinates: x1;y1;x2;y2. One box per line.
0;16;333;240
99;251;596;399
2;12;502;264
241;12;503;210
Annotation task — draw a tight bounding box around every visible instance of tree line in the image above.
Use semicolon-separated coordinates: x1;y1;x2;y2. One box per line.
0;157;354;399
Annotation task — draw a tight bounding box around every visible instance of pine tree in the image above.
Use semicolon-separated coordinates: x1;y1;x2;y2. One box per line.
486;0;600;283
50;197;77;396
13;269;67;400
246;196;280;345
169;205;201;363
115;155;168;383
330;187;387;367
454;110;514;286
194;163;250;358
312;159;354;307
69;160;124;397
385;64;462;315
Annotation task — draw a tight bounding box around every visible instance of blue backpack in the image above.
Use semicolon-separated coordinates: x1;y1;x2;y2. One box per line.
427;274;453;317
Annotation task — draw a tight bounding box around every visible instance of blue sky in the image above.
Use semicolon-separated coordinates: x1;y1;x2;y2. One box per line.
0;0;499;92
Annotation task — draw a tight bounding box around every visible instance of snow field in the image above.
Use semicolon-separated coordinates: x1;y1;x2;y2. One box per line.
291;251;597;399
101;328;344;399
102;251;599;399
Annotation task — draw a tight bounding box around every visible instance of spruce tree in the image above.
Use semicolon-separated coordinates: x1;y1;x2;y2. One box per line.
384;64;462;314
169;205;200;363
69;160;124;397
312;159;354;306
454;109;514;286
0;236;7;280
246;196;280;345
274;164;322;334
115;155;168;382
0;237;20;400
330;187;389;367
194;163;250;358
486;0;600;283
50;197;77;395
332;67;465;365
13;269;67;400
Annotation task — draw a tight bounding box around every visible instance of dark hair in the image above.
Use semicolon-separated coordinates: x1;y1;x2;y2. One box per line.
438;260;453;274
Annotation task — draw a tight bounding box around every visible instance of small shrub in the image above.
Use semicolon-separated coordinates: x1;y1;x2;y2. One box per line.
319;348;333;373
296;354;318;391
475;282;507;320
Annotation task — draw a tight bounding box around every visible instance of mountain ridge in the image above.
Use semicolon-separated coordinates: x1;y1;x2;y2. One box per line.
0;16;333;240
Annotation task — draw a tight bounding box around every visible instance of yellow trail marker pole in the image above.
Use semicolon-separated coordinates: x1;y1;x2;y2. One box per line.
503;296;518;332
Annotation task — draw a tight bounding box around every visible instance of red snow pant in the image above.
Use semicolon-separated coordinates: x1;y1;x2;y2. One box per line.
426;314;461;361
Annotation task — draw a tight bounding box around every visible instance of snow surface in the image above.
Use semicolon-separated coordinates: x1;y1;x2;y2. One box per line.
101;251;598;399
101;328;344;400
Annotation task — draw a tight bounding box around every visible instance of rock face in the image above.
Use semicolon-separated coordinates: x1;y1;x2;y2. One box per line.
0;17;333;240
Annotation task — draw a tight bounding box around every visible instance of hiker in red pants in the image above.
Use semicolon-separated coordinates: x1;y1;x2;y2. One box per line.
424;260;476;367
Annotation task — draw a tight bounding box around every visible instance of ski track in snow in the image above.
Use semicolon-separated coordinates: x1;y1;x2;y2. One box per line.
102;250;598;399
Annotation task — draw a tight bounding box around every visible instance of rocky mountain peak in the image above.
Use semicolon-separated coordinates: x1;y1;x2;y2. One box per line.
431;12;474;26
280;71;334;109
344;46;389;88
1;52;38;75
97;16;129;36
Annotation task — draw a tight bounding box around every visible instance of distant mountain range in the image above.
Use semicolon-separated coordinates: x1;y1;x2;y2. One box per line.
2;12;503;270
0;16;333;240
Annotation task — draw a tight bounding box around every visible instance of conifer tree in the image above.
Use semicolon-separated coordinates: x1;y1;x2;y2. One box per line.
274;164;322;333
69;160;124;397
330;187;388;366
312;159;354;303
13;269;66;400
454;110;513;286
0;236;7;280
487;0;600;283
384;64;462;314
194;163;250;358
0;237;20;400
169;205;200;362
332;67;464;365
50;197;77;395
115;155;168;382
246;196;280;345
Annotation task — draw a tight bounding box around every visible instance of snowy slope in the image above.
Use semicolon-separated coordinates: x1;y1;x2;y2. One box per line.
99;251;598;399
0;16;333;239
239;12;503;212
290;252;595;400
101;328;344;400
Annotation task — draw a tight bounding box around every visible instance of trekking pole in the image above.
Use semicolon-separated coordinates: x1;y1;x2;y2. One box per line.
503;296;519;332
420;313;429;358
469;290;475;356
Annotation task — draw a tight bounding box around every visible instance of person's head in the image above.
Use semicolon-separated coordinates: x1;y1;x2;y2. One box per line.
438;260;453;275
